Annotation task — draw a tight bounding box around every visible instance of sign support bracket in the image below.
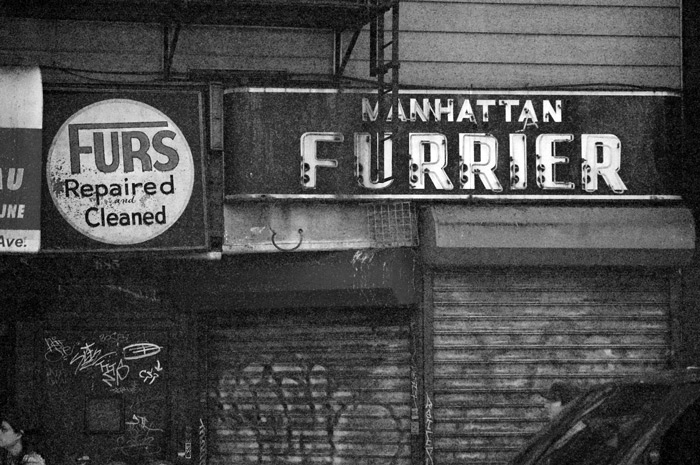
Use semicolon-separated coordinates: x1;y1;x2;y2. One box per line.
163;21;182;81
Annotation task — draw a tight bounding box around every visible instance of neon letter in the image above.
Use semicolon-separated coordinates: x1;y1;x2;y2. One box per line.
536;134;574;190
459;134;502;192
408;133;453;190
510;134;527;190
581;134;627;193
300;132;342;189
355;133;393;189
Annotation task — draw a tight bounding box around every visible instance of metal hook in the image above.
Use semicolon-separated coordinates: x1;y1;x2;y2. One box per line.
270;228;304;252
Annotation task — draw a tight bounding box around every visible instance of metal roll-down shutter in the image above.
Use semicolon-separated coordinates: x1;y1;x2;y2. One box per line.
207;308;412;465
431;269;674;465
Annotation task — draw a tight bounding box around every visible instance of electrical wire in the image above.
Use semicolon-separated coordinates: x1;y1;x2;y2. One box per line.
39;65;681;93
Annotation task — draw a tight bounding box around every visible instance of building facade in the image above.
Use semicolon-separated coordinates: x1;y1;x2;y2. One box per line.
1;1;697;465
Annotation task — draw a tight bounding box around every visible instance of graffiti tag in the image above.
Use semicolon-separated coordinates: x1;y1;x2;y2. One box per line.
46;366;69;386
123;343;162;360
101;358;130;388
116;414;163;457
99;332;130;347
70;343;116;374
198;419;207;465
44;337;74;362
139;360;163;385
425;394;434;465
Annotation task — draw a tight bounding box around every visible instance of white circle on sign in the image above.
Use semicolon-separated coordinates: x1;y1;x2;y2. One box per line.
46;99;195;245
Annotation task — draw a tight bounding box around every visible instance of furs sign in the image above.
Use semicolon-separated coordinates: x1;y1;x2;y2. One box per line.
47;99;195;245
224;89;681;200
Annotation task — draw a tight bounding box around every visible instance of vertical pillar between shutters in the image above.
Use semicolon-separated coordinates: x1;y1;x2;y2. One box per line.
423;271;436;465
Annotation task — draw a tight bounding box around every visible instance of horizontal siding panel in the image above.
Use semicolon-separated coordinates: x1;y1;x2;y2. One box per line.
213;444;411;456
210;325;409;340
343;60;680;89
435;271;669;289
51;21;160;52
434;350;668;363
212;418;413;431
1;50;330;77
214;379;410;391
211;364;409;377
215;410;409;420
211;446;411;457
436;302;667;311
5;51;163;74
212;388;412;401
435;279;661;294
440;453;521;465
0;19;160;52
210;339;410;351
437;424;545;437
439;391;553;404
435;290;669;303
0;19;330;56
436;412;550;424
412;0;679;6
436;359;668;374
178;26;330;58
214;430;410;441
435;333;668;343
437;363;668;377
350;33;679;66
436;435;524;448
435;337;665;352
401;3;679;36
434;320;668;333
209;351;408;363
175;55;330;73
435;364;668;383
209;457;409;465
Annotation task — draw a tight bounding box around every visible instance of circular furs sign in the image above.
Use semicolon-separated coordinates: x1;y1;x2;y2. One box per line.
47;99;195;245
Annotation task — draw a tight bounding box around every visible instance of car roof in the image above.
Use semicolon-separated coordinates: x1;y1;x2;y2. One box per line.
510;369;700;465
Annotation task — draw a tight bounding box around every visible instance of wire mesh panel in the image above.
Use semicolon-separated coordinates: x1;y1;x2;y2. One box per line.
366;202;418;248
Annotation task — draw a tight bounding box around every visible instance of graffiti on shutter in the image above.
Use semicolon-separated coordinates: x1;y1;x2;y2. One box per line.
208;310;412;465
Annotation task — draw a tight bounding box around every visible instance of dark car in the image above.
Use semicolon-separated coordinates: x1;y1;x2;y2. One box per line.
510;370;700;465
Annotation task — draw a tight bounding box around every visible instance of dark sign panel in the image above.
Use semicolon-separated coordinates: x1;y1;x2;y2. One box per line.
225;89;681;200
0;67;42;253
42;88;208;252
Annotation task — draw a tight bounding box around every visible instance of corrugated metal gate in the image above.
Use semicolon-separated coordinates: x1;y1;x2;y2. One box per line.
431;269;675;465
207;308;412;465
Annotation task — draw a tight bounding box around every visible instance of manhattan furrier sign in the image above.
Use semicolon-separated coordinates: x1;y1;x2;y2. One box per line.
225;88;681;200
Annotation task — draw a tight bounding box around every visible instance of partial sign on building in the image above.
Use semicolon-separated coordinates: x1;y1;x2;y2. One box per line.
224;89;682;200
0;67;42;253
42;89;208;252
